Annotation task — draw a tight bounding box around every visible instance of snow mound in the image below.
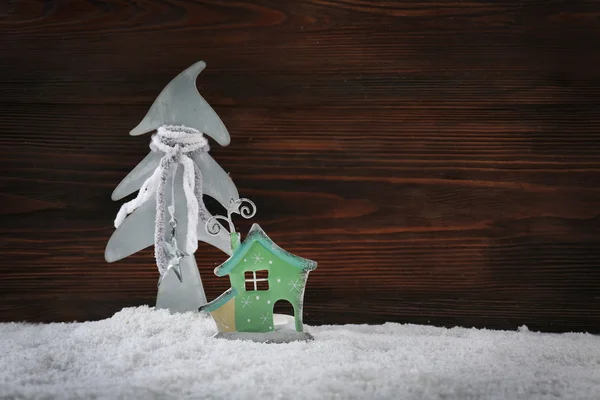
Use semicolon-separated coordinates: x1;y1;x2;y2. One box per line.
1;306;599;399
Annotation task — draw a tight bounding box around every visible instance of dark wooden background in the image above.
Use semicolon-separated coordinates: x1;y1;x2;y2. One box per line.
1;0;599;334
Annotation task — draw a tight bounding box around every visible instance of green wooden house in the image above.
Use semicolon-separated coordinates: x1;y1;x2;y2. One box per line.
200;223;317;334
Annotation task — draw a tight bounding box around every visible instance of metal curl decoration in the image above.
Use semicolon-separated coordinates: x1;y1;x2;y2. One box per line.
205;198;256;237
206;215;231;236
236;198;256;219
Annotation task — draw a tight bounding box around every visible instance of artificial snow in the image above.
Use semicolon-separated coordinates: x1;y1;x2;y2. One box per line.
1;307;599;400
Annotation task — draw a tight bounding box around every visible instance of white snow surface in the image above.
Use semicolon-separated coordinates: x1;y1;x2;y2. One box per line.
1;306;599;400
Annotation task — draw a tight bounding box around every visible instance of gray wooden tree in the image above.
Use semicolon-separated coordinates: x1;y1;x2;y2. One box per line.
105;61;238;313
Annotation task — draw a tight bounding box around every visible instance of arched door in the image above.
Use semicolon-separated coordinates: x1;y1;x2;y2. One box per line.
272;299;297;331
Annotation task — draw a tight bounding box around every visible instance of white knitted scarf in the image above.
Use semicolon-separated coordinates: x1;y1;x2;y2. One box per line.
114;125;209;278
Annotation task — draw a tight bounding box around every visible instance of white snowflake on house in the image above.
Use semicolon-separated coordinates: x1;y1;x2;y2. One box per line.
260;313;270;324
241;296;252;308
214;315;229;331
252;252;263;264
288;279;302;292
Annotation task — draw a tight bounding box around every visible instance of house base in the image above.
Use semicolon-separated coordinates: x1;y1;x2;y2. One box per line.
213;330;314;344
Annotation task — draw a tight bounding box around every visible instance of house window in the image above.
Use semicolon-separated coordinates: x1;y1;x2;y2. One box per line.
245;270;269;291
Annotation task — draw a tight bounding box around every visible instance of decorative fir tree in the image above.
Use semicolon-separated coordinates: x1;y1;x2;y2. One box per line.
105;61;239;313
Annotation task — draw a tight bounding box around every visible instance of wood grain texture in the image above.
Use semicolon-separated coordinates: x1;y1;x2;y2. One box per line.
1;0;599;333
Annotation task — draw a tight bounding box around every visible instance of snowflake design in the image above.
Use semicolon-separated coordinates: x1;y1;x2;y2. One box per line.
214;315;229;331
260;313;270;325
288;279;303;292
252;252;264;264
241;296;252;308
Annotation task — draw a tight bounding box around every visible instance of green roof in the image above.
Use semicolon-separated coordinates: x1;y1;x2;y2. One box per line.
198;287;237;313
214;223;317;277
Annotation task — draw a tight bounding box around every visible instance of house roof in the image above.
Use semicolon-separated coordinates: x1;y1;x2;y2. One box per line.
214;223;317;277
198;287;237;313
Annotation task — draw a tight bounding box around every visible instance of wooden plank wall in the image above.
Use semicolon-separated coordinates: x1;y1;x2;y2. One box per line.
1;0;599;333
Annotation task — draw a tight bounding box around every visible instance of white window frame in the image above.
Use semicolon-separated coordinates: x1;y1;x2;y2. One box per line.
245;270;268;291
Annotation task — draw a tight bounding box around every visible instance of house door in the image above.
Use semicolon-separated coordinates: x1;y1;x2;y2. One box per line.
272;299;296;331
